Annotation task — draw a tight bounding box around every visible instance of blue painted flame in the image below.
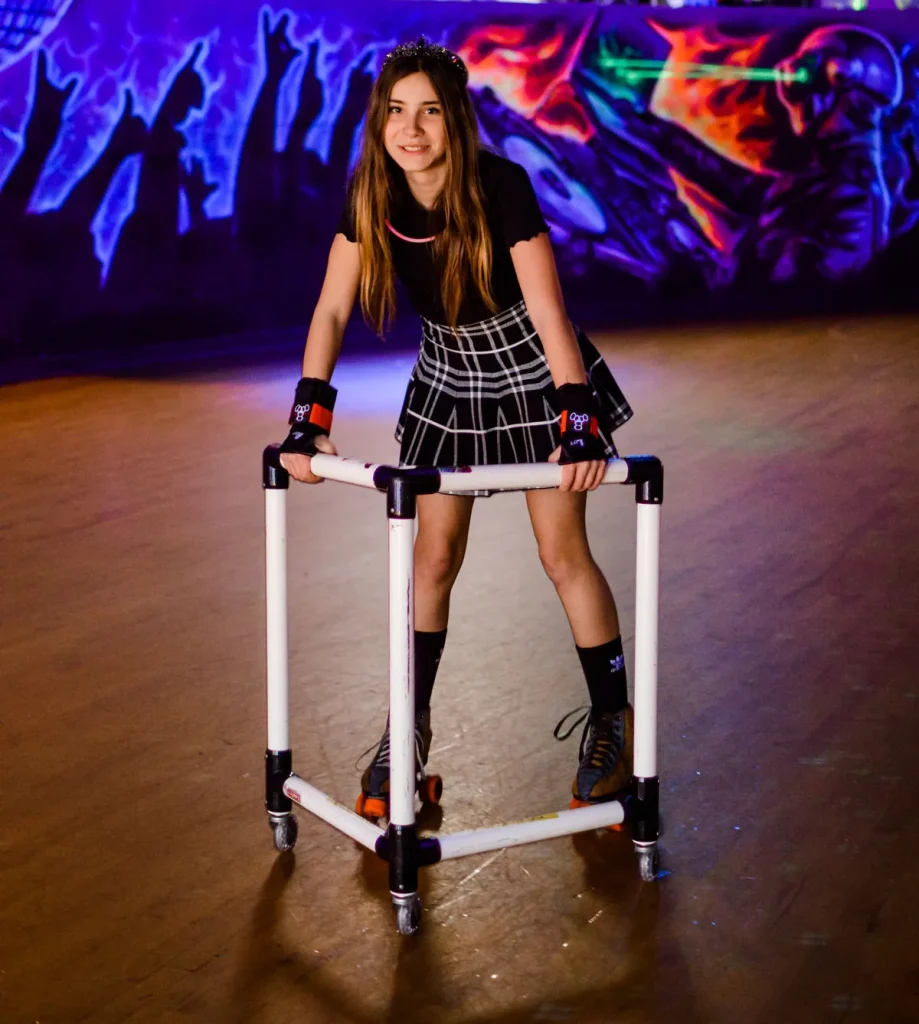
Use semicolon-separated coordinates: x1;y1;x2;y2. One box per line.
0;2;398;279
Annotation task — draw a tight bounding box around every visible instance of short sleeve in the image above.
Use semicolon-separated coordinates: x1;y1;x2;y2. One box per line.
498;160;549;248
336;179;357;242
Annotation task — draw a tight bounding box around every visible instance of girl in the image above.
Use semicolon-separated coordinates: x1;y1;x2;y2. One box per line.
278;38;634;821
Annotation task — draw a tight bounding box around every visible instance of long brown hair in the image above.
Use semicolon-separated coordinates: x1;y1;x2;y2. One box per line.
349;49;497;333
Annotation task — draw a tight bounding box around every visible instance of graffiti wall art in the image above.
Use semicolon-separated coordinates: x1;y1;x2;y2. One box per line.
2;0;919;359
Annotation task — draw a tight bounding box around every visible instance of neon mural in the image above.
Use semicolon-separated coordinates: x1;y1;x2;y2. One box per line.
1;0;918;354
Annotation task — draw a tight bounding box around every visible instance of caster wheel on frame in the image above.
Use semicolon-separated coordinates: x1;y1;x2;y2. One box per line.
270;814;299;852
420;774;443;806
637;845;660;882
394;894;422;937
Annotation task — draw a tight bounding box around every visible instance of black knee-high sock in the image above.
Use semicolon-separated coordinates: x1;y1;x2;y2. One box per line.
415;629;447;712
575;636;629;715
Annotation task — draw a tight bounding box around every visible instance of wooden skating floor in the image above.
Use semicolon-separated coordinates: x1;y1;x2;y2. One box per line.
2;315;918;1023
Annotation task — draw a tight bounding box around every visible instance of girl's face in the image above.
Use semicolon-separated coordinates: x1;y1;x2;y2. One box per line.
383;71;447;174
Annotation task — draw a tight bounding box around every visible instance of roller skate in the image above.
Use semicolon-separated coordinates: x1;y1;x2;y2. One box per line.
355;708;443;822
554;705;633;828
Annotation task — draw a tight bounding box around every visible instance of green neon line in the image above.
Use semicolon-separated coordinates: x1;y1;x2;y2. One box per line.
597;56;808;84
617;69;801;83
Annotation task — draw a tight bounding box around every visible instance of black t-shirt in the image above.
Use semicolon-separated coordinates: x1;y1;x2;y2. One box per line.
336;148;549;325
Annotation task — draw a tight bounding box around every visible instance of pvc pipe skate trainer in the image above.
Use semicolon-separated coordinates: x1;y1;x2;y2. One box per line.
262;446;663;935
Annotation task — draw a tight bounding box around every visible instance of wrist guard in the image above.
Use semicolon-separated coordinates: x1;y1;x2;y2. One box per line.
556;383;607;464
278;377;337;456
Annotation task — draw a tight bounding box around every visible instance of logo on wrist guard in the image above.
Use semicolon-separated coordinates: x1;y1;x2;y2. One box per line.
293;403;311;423
570;412;590;432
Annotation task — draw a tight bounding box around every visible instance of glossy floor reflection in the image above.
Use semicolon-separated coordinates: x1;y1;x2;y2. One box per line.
1;315;918;1023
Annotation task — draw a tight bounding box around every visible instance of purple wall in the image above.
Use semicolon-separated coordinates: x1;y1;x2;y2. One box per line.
2;1;919;368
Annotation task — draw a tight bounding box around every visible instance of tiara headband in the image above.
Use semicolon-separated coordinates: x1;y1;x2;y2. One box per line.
383;35;469;87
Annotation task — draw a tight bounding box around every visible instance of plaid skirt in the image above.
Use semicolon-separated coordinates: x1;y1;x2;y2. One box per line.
395;300;633;496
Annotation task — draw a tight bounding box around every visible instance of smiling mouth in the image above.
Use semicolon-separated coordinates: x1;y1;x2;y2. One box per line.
399;145;430;154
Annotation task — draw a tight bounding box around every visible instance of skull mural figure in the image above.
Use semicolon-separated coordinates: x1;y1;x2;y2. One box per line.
776;25;904;137
748;24;906;282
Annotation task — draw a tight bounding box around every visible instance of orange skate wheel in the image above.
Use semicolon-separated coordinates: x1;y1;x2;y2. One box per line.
355;793;387;822
420;774;443;805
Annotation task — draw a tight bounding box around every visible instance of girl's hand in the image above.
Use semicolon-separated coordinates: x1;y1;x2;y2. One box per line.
548;446;606;492
280;434;338;484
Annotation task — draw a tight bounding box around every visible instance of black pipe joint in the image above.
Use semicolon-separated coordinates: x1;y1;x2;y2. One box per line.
624;455;663;505
630;775;660;844
373;466;442;519
375;831;442;869
263;444;290;490
265;749;293;814
384;823;426;894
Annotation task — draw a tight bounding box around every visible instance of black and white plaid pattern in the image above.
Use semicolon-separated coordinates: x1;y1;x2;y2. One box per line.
395;300;633;496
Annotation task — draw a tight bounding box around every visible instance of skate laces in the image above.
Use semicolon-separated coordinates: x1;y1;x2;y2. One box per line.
554;705;624;771
355;717;428;776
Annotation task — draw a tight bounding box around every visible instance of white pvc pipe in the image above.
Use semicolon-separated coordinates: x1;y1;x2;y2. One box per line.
388;517;416;828
282;775;385;852
309;454;382;490
437;800;626;861
435;459;629;493
307;455;630;494
633;503;661;780
265;489;290;752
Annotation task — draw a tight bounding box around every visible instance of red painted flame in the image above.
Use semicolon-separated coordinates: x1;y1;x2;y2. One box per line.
535;80;594;143
649;22;780;174
668;168;746;256
458;20;595;143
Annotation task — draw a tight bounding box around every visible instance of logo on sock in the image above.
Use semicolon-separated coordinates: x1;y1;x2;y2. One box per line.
610;654;625;673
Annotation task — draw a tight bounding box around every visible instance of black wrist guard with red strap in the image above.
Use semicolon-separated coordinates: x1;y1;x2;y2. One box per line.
556;383;607;464
278;377;337;456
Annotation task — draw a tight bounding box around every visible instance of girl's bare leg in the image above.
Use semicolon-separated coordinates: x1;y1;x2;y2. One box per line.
525;489;620;645
414;493;475;631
